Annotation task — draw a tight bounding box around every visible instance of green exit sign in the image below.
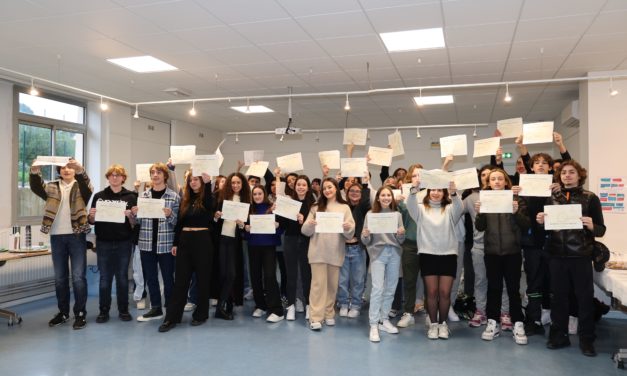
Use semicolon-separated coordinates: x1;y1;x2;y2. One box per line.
503;152;512;159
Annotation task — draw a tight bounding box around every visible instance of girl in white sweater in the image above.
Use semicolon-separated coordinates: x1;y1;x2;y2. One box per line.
361;186;405;342
301;178;355;331
407;182;463;340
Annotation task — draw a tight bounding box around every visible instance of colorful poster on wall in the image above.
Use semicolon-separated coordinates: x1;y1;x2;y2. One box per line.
598;177;625;213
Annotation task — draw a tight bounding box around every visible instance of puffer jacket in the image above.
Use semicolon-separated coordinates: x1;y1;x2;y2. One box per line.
544;186;605;258
475;195;530;256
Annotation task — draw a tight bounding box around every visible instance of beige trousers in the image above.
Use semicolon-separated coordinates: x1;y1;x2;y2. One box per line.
309;263;340;323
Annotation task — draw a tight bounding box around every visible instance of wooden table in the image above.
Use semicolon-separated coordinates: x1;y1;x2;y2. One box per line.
0;249;50;326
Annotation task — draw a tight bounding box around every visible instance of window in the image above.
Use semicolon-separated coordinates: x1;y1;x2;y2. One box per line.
15;89;86;223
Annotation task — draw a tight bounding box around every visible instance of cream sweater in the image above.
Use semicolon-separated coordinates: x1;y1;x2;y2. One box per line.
301;200;355;267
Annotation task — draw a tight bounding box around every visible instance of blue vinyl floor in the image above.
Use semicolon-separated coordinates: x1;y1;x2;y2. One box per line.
1;296;625;376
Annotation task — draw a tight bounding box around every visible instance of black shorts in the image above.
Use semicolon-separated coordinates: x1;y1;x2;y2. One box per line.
419;253;457;277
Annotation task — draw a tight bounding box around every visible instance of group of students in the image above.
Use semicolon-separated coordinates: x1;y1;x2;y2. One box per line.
30;131;605;357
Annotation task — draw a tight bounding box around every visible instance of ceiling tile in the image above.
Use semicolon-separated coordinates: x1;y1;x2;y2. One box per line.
573;33;627;54
509;38;578;59
587;10;627;35
276;0;362;17
79;8;164;37
520;0;605;20
516;15;596;41
561;52;627;71
296;11;374;39
443;0;523;27
448;44;509;64
201;0;290;25
173;26;252;51
445;22;516;47
317;35;385;56
366;3;443;32
232;19;311;44
211;46;274;66
132;0;222;32
260;40;330;61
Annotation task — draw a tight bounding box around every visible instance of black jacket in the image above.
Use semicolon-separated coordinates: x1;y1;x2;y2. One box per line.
544;186;605;258
90;186;137;241
475;195;530;256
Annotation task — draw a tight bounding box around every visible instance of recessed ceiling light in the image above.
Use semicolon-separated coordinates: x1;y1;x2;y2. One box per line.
380;28;445;52
231;105;274;113
107;56;178;73
413;95;454;106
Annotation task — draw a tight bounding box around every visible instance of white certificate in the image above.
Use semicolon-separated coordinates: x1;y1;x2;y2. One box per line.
419;169;452;189
33;156;71;167
388;130;405;157
249;214;276;234
479;190;513;213
401;183;413;198
544;204;583;230
276;152;304;173
136;197;166;219
518;174;553;197
191;155;220;177
392;189;402;200
245;161;269;178
341;158;368;177
318;150;340;169
343;128;368;146
367;146;393;167
367;212;399;234
497;117;523;139
452;168;480;190
523;121;554;145
170;145;196;164
136;163;153;182
273;195;302;221
221;200;250;222
315;212;344;233
276;181;286;196
440;134;468;157
215;139;225;168
244;150;264;166
473;137;500;158
95;200;127;223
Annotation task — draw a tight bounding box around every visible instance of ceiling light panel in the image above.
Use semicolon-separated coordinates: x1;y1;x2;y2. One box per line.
413;95;454;106
380;28;445;52
107;56;178;73
231;105;274;113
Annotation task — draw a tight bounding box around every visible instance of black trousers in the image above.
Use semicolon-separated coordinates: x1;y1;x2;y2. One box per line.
249;245;283;315
165;230;213;322
283;234;311;306
401;240;420;314
549;257;595;340
485;253;523;323
276;251;287;297
219;236;244;304
523;246;550;323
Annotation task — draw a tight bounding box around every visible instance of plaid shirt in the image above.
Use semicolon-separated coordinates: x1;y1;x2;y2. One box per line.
137;187;180;254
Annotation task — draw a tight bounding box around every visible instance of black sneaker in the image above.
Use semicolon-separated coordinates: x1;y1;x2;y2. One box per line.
158;320;176;333
48;312;69;327
118;312;133;322
136;307;163;322
524;321;545;336
96;312;109;324
579;339;597;357
73;313;87;330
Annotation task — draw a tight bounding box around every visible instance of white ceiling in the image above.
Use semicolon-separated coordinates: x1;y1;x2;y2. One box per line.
1;0;626;132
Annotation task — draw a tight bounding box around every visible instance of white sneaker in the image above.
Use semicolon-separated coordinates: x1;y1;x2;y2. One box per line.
438;322;450;339
448;306;460;322
252;308;266;318
286;305;296;321
347;308;360;318
325;318;336;326
397;312;415;328
369;325;380;342
482;319;501;341
427;323;439;339
295;299;305;313
305;306;310;320
568;316;578;335
425;315;432;329
378;319;399;334
244;289;254;301
513;321;528;345
310;321;322;331
210;299;218;307
184;302;196;312
339;306;349;317
266;313;284;323
136;298;146;310
541;309;552;325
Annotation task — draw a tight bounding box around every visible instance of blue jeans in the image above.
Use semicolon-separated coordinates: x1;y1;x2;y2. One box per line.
140;251;175;309
96;239;133;313
50;233;87;316
369;245;401;325
337;244;366;310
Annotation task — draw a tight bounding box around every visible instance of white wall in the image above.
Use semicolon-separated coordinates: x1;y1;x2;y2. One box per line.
129;115;171;184
0;81;13;228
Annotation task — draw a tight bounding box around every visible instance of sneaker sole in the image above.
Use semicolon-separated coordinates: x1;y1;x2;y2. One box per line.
378;325;399;334
136;315;163;322
481;332;500;341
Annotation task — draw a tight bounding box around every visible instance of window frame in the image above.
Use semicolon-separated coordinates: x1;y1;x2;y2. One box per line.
12;85;88;225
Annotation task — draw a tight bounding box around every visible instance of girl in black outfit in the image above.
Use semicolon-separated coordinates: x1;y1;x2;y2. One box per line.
159;171;213;332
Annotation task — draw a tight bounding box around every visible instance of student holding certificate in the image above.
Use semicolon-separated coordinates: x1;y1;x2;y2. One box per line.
406;180;463;340
213;172;251;320
536;160;605;357
361;186;405;342
281;175;316;321
242;185;284;323
88;164;137;324
158;171;214;332
475;169;530;345
301;178;355;331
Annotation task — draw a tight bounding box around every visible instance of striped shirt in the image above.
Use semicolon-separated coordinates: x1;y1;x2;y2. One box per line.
137;187;180;254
